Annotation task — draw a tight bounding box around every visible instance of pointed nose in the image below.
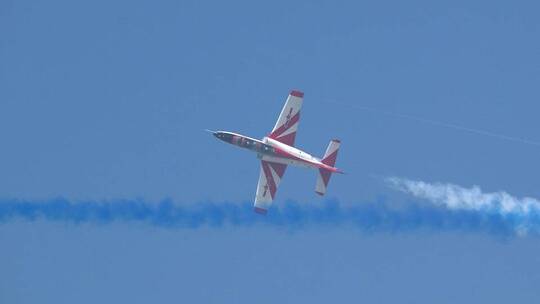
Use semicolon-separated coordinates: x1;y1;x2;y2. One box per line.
208;130;223;140
211;131;230;143
205;129;217;137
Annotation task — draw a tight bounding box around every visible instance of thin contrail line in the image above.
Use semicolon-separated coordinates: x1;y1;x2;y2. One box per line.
327;101;540;147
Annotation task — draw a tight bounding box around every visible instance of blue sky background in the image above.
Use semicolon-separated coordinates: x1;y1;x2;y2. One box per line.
2;0;540;303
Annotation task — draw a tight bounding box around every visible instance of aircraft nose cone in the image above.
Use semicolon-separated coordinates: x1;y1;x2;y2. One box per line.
211;131;223;140
205;129;217;137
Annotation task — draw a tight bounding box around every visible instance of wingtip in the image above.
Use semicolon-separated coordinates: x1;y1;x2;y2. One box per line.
290;90;304;98
315;191;325;196
254;207;268;215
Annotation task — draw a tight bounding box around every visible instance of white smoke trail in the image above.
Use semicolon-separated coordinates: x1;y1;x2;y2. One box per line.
386;177;540;235
386;177;540;226
387;177;540;215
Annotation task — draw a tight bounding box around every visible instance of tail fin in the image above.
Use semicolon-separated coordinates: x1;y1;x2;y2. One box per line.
321;139;340;167
315;139;341;196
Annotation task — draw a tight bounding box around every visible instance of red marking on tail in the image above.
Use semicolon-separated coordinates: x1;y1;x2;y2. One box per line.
322;150;338;166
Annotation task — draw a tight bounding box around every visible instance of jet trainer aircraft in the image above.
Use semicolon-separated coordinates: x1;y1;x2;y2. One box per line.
209;90;343;214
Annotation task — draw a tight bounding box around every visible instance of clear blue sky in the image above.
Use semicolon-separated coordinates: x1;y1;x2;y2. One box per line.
2;0;540;303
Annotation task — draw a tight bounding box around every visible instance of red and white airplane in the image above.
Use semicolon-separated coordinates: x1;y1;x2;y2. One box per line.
210;90;343;214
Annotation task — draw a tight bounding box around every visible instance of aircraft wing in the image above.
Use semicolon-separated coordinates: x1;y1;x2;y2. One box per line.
268;90;304;147
254;160;287;214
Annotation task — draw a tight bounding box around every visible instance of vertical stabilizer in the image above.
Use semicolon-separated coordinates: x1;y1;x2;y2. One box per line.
315;139;341;195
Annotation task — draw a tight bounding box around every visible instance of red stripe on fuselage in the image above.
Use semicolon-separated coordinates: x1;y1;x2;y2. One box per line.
272;146;338;172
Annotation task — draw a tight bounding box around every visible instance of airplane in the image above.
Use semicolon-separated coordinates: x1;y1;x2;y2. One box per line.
209;90;343;214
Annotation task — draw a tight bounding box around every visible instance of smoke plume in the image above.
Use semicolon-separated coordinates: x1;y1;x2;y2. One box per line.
0;197;531;236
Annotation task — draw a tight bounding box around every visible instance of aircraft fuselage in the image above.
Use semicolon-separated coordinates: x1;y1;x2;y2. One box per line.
213;131;339;173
